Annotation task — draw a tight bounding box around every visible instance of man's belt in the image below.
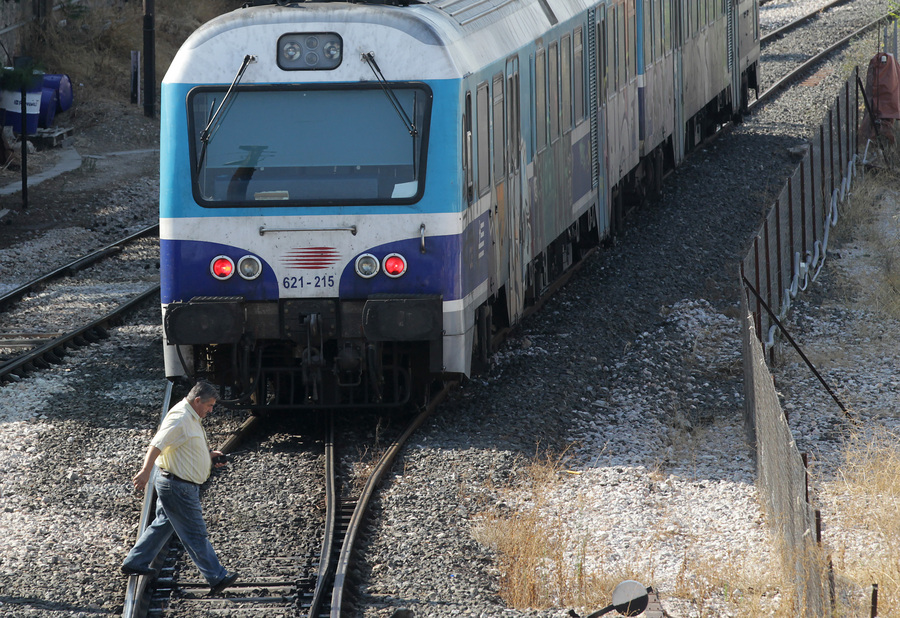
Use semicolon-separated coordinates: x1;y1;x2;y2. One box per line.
159;469;199;486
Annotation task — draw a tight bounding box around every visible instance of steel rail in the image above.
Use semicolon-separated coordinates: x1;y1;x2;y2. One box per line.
751;12;893;111
0;284;160;383
760;0;857;45
330;383;454;617
122;381;175;618
308;417;338;618
0;223;158;312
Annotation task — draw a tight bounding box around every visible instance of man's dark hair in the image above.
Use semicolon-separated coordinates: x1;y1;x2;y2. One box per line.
188;380;219;402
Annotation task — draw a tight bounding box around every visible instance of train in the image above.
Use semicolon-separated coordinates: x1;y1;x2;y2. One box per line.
159;0;759;411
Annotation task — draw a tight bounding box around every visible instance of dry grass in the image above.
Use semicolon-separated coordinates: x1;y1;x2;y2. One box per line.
472;454;642;613
20;0;242;103
472;449;803;616
826;427;900;616
831;145;900;319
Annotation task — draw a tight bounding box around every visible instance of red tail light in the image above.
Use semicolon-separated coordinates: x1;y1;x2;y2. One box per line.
382;253;407;278
211;256;235;280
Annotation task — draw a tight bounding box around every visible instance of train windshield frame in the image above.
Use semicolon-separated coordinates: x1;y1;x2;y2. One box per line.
187;83;433;207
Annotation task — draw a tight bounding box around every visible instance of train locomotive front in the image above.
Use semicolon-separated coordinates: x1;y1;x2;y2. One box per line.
160;6;470;410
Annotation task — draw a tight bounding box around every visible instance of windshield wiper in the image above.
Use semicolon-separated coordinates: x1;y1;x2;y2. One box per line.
197;54;257;172
362;52;417;137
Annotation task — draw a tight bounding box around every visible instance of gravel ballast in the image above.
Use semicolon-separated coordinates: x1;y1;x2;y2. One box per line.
0;2;897;616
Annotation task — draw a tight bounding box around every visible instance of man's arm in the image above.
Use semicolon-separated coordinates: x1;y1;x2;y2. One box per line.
132;445;162;491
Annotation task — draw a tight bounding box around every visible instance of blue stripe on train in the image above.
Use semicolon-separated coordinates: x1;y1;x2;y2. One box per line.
160;223;487;304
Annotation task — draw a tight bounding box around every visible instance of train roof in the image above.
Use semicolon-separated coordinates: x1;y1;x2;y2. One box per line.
168;0;595;84
242;0;593;29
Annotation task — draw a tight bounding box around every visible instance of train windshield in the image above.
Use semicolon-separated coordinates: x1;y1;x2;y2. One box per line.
188;84;432;206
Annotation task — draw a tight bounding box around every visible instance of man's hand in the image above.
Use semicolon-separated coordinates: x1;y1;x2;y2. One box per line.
132;468;152;491
211;450;228;468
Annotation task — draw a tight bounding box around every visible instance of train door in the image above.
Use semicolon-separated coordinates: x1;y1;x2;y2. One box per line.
673;0;685;163
592;7;610;237
727;0;738;108
490;73;507;297
505;56;525;326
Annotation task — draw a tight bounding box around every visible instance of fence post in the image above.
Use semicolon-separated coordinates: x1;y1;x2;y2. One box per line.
801;149;808;260
836;94;843;178
754;236;762;340
776;197;783;307
828;108;834;200
788;178;796;286
817;126;825;246
855;66;860;157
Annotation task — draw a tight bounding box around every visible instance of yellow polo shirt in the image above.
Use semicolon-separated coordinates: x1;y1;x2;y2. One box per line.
150;397;212;485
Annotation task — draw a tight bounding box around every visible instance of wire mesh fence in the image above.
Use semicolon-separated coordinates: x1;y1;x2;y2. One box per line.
738;57;878;616
740;72;860;353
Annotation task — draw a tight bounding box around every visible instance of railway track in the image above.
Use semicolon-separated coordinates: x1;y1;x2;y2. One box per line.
754;0;894;109
759;0;857;45
753;10;894;111
0;224;159;383
122;383;451;618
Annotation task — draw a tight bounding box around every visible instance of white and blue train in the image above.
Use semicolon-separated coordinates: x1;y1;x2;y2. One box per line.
160;0;759;411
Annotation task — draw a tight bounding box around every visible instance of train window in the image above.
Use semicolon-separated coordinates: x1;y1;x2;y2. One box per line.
549;42;559;142
627;1;635;79
536;48;547;151
506;60;520;172
561;34;572;131
688;0;693;34
617;4;626;87
625;0;637;81
643;0;652;67
476;81;491;197
188;84;432;206
492;73;505;182
755;0;760;40
574;27;584;120
662;0;675;52
604;8;614;96
465;92;473;203
656;0;663;57
657;0;664;53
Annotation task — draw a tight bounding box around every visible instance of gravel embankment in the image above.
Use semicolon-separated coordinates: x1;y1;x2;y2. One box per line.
0;1;894;616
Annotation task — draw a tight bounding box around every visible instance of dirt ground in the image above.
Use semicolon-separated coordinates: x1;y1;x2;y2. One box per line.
0;97;160;252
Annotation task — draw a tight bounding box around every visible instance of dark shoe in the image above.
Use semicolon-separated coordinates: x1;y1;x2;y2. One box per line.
121;564;158;578
208;572;238;596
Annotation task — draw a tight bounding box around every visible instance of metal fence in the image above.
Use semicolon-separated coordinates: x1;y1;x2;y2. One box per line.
741;290;827;616
738;60;872;617
740;71;860;353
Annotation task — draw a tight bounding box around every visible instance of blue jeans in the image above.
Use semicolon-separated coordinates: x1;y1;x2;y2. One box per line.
122;474;228;585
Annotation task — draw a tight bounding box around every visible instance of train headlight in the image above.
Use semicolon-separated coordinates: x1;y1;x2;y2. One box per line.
383;254;407;278
277;33;342;70
282;41;302;61
211;256;235;280
237;255;262;280
355;253;380;279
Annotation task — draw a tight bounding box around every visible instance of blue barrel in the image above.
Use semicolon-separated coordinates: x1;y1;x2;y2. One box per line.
42;74;73;113
39;86;57;128
1;80;41;135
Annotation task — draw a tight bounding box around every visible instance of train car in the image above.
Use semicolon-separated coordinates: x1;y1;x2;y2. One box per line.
160;0;758;412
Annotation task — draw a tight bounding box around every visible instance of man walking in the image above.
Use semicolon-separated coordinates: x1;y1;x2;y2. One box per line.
122;380;238;596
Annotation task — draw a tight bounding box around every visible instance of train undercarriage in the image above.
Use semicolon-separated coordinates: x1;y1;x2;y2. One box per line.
164;296;442;413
